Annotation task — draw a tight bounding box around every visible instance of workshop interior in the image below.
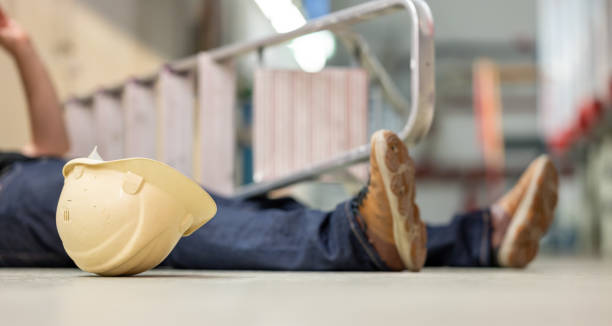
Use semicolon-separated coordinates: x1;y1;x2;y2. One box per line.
0;0;611;325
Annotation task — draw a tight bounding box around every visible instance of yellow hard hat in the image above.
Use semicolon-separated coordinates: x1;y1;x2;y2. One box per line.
56;148;217;276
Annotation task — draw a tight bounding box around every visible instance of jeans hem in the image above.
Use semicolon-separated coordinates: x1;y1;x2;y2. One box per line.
479;209;491;266
344;201;389;271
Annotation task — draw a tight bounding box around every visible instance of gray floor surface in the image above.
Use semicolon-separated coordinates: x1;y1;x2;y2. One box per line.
1;257;611;326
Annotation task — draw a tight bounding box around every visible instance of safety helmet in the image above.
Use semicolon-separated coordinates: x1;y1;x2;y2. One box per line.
56;148;217;276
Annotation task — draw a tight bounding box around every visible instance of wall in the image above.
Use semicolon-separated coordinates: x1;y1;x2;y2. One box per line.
0;0;200;150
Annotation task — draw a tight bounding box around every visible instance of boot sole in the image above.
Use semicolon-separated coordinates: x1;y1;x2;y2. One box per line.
373;132;427;271
498;155;558;267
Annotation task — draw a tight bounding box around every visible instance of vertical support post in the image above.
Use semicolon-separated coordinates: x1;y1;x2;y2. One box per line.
609;0;612;98
197;54;236;194
123;80;157;158
64;99;96;158
591;0;609;101
93;91;124;160
157;68;196;177
253;69;272;182
292;70;312;181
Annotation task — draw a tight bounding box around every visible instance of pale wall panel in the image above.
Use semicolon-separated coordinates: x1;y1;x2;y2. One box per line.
253;69;369;182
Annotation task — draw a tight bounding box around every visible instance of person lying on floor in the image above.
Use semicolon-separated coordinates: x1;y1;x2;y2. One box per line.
0;8;559;271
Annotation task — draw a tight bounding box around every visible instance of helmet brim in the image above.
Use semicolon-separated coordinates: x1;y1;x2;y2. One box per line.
63;157;217;235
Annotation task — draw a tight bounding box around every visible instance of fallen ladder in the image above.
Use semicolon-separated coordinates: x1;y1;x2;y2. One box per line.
66;0;435;199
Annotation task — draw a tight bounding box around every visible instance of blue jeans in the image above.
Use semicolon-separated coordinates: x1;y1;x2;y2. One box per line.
0;158;494;270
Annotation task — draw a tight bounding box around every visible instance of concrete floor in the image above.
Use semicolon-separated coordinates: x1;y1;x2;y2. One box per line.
1;257;611;326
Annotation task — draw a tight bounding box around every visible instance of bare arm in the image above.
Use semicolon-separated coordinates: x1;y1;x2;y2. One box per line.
0;7;69;157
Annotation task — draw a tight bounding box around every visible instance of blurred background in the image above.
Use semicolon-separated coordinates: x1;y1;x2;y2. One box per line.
0;0;610;257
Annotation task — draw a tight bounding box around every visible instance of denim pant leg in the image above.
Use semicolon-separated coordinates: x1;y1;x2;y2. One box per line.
0;159;386;270
425;209;494;267
0;159;495;270
0;160;73;267
164;194;389;271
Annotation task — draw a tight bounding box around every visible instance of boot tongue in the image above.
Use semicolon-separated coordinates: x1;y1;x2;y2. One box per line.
87;146;104;161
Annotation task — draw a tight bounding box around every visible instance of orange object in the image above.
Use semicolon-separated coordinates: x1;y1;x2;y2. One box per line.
473;59;505;201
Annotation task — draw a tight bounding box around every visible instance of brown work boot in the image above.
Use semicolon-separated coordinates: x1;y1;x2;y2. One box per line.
492;155;559;268
356;130;427;271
